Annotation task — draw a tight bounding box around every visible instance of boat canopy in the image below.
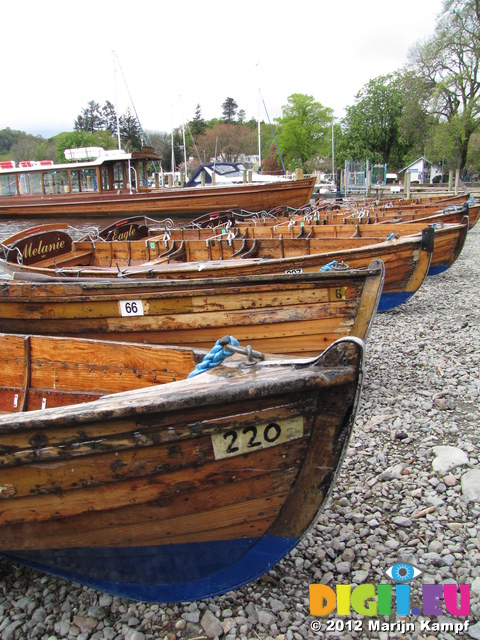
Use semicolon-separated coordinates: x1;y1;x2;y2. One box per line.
0;146;162;197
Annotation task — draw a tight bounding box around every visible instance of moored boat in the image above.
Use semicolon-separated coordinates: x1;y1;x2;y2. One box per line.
0;333;365;602
0;148;316;220
69;215;464;278
0;226;432;312
0;267;384;356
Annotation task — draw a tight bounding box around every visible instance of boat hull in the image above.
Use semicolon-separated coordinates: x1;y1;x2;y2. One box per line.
3;534;298;602
0;177;316;219
1;228;431;314
0;337;365;602
0;268;384;356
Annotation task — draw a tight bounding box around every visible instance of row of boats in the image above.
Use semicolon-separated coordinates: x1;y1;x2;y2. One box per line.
0;189;476;603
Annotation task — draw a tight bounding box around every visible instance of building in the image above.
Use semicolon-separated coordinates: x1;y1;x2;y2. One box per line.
399;157;443;184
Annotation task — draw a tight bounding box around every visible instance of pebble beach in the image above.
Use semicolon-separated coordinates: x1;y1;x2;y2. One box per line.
0;222;479;640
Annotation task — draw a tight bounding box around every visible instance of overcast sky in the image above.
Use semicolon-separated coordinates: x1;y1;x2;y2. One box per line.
2;0;444;139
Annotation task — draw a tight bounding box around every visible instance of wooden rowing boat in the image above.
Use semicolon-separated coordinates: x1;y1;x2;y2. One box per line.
0;225;432;312
174;197;477;230
0;267;383;356
79;215;464;278
316;198;479;229
0;332;365;602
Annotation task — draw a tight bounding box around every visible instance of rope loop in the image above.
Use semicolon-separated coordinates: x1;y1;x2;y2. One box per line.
188;335;240;378
320;260;350;272
320;260;339;272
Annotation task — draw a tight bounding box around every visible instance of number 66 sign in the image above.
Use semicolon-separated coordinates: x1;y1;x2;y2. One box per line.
119;300;144;316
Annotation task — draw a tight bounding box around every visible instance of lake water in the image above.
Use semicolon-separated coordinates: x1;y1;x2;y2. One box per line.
0;217;118;242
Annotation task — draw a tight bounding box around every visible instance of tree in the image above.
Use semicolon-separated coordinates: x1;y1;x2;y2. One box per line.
0;128;23;156
407;0;480;170
55;131;117;163
74;100;104;133
221;97;238;123
102;100;119;137
9;135;45;163
395;71;432;165
189;104;207;138
195;123;255;163
274;94;332;172
261;144;284;174
145;129;182;172
119;107;142;151
339;74;407;167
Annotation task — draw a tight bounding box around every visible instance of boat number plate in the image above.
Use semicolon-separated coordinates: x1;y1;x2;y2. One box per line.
285;268;303;274
211;416;303;460
329;287;347;301
119;300;144;316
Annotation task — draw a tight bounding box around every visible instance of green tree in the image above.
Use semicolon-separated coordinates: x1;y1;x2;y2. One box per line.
119;107;142;151
340;73;406;167
189;104;207;138
221;97;238;123
102;100;119;137
407;0;480;170
8;135;45;163
0;128;25;156
55;131;117;163
394;71;432;165
74;100;104;133
274;94;332;172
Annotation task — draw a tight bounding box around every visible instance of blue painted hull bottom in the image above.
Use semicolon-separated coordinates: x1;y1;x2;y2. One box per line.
2;534;298;603
377;291;415;313
427;265;449;277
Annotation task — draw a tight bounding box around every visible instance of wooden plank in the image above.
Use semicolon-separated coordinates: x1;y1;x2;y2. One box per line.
1;470;297;550
0;438;308;525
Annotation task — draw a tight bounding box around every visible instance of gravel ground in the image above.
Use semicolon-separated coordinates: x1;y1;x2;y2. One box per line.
0;224;479;640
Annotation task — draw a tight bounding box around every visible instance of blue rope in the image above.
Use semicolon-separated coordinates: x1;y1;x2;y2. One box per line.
386;233;395;241
320;260;339;271
188;336;240;378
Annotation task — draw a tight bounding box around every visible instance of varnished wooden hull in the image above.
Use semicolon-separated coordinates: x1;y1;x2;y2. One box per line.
110;216;465;278
0;335;364;602
319;198;479;229
1;227;431;312
0;268;384;356
0;176;316;219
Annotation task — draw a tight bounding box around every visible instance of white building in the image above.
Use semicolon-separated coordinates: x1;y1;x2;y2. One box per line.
399;156;443;184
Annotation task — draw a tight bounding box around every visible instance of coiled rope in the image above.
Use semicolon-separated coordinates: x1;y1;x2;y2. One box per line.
188;335;240;378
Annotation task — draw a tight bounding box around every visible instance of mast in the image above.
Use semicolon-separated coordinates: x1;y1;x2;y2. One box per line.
256;64;261;173
112;51;122;151
257;88;262;173
180;96;188;182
